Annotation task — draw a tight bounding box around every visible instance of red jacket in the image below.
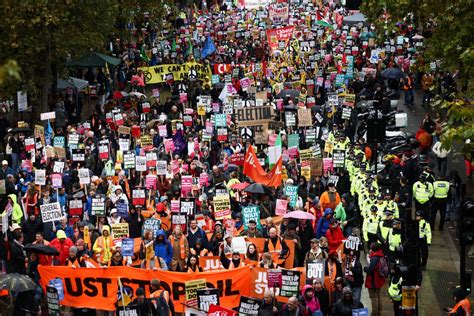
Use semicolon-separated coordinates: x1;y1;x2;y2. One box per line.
325;225;345;253
364;250;386;289
49;238;74;266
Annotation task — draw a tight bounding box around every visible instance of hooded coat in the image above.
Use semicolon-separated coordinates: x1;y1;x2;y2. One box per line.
154;229;173;266
364;249;386;289
50;235;74;266
298;285;321;313
93;226;114;264
3;194;23;224
315;208;333;239
325;224;345;253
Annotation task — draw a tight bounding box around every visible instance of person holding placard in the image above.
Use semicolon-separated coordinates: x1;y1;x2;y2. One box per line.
93;225;115;266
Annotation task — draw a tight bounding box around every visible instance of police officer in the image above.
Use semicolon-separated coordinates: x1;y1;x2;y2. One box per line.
377;209;394;247
431;175;450;231
360;186;378;219
363;205;382;248
415;210;432;271
412;174;434;220
388;264;403;316
387;218;404;263
382;188;399;218
393;176;411;221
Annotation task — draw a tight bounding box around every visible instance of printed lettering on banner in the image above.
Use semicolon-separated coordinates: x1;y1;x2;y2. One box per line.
123;151;136;169
185;279;207;307
145;174;157;189
297;108;312;127
180;198;195;216
275;199;288;216
35;169;46;185
158;125;167;137
118;138;130;152
51;174;62;188
142;218;161;237
306;260;325;282
40;111;56;121
285;112;296;127
214;113;227;127
68;199;83;217
171;212;188;234
242;205;261;229
40;202;62;223
341;107;352;120
146;151;158;169
280;269;300;297
332;149;345;168
181;175;193;197
78;169;90;185
72;149;85;162
156;160;167;175
197;288;220;312
132;189;146;206
117;126;131;135
284;185;298;207
213;194;231;220
299;149;312;161
135;156;147;172
238;296;261;315
343;235;361;254
24;137;35;151
111;223;129;239
91;197;105;216
171;200;180;213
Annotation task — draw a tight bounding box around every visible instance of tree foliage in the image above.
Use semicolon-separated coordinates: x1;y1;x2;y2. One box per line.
361;0;473;152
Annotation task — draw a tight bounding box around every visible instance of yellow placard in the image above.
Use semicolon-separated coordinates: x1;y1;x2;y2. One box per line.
139;62;212;84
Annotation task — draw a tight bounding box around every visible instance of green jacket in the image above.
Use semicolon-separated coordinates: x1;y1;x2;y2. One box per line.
2;194;24;224
334;202;347;223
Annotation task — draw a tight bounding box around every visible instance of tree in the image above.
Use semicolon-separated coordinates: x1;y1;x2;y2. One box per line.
361;0;473;153
0;0;119;115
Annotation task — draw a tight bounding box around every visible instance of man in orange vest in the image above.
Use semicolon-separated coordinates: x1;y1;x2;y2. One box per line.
168;226;189;271
447;287;471;315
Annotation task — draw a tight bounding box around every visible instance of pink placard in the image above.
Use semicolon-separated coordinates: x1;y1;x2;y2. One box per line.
275;199;288;216
323;158;334;172
145;175;157;189
181;175;193;197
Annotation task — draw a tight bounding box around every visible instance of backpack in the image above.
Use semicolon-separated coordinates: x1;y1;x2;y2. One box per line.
377;256;389;278
150;291;170;316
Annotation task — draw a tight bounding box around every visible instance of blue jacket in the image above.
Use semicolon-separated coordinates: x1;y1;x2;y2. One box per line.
315;208;333;239
154;229;173;266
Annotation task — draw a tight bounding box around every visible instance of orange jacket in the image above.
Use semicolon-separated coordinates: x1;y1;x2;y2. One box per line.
319;191;341;211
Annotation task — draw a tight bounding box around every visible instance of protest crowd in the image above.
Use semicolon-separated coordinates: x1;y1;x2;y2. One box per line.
0;0;471;315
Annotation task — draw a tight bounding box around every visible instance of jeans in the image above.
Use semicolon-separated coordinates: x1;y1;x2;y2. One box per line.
431;198;447;229
437;157;447;175
351;286;362;302
447;196;460;220
11;152;19;172
404;90;414;105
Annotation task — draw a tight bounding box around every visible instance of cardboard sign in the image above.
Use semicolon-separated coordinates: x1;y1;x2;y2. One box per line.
242;205;261;229
35;169;46;185
238;296;261;315
306;259;325;282
40;202;62;223
197;288;219;312
41;112;56;121
280;269;300;297
185;279;207;307
297;108;312;127
111;223;129;239
136;156;147;172
156;160;167;175
72;149;85;162
78;168;90;185
275;199;288;216
234;106;273;126
213;194;231;220
143;218;161;237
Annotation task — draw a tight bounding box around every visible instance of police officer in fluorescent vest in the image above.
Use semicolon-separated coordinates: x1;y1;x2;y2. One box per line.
412;174;434;219
377;209;394;246
415;210;432;271
388;264;404;316
431;175;450;231
386;218;404;263
363;205;382;248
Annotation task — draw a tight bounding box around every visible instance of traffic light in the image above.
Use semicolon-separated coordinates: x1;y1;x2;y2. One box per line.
460;199;474;244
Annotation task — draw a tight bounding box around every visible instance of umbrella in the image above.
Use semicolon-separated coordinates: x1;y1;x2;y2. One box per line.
283;210;315;221
381;68;405;80
113;91;128;100
57;77;89;92
343;12;367;25
8;127;33;135
0;274;36;293
231;182;250;190
244;183;273;195
129;91;146;99
276;89;300;101
412;34;424;41
217;163;239;171
23;243;59;255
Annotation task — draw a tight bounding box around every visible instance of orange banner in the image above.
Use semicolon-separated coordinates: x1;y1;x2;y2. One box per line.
246;237;295;269
38;265;251;313
243;146;282;188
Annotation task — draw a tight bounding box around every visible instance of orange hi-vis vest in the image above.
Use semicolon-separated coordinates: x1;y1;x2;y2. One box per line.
450;298;471;315
229;260;245;269
267;238;282;253
95;236;114;264
170;234;186;259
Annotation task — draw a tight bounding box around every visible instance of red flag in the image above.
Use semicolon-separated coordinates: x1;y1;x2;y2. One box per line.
208;304;237;316
243;146;282;188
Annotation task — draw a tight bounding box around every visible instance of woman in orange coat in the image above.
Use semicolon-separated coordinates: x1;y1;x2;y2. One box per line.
319;183;341;211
